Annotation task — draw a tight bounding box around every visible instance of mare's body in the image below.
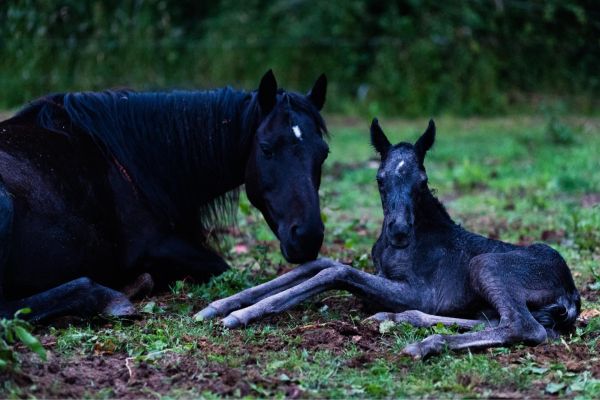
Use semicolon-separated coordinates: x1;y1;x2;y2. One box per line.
0;71;330;321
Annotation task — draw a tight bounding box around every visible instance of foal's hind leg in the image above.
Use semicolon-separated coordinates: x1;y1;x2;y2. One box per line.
402;252;550;359
367;310;492;330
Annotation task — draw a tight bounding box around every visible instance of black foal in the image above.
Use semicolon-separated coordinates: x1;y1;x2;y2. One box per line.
196;119;580;358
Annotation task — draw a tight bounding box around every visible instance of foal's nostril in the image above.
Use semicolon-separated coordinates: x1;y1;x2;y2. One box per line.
387;221;411;248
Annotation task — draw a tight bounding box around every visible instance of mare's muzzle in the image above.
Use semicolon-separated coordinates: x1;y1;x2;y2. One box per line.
279;220;324;263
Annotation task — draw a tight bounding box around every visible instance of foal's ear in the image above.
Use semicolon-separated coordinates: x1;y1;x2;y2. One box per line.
370;118;391;156
307;73;327;111
414;119;436;163
258;69;278;114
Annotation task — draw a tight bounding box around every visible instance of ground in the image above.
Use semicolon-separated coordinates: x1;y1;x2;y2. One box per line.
1;115;599;398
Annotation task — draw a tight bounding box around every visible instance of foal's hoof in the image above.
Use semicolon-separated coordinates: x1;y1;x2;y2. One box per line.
401;334;444;360
221;315;242;329
194;306;218;321
103;297;136;317
365;312;393;322
401;342;424;360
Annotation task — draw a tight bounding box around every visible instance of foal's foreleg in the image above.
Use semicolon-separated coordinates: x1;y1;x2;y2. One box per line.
218;264;417;328
195;258;338;320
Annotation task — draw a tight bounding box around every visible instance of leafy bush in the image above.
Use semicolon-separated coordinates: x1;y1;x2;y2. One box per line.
1;0;599;115
0;309;46;369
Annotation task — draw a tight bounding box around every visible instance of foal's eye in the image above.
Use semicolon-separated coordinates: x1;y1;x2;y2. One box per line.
260;142;274;159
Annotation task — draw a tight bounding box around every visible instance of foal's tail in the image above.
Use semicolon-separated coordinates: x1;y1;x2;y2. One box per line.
531;291;581;332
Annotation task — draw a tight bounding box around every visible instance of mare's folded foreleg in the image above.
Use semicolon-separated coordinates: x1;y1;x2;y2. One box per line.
0;277;135;322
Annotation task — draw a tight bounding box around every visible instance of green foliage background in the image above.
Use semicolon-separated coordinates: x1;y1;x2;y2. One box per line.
1;0;599;115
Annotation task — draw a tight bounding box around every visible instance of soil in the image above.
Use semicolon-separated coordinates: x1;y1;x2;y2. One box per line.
0;296;387;398
2;288;599;398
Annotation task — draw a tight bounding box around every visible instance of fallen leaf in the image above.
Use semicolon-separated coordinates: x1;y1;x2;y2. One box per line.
578;308;600;321
233;244;249;254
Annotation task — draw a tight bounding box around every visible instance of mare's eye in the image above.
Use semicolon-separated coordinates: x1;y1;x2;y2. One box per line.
260;142;273;159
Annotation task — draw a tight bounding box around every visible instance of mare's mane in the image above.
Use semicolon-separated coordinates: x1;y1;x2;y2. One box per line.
20;88;326;241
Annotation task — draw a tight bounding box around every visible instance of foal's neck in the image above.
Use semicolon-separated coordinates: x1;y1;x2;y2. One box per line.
414;189;456;233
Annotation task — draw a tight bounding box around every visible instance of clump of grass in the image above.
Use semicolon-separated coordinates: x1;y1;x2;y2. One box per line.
0;309;46;369
542;103;578;146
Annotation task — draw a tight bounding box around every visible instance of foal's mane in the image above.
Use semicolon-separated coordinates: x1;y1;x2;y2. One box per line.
22;87;326;240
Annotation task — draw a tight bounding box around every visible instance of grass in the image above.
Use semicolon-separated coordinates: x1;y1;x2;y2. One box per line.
1;114;599;398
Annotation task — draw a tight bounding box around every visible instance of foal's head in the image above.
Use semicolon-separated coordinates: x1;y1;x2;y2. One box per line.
370;119;436;249
245;70;329;263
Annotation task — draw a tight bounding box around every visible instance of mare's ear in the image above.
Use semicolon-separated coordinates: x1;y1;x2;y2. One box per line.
370;118;391;156
307;74;327;110
414;119;436;164
258;69;278;114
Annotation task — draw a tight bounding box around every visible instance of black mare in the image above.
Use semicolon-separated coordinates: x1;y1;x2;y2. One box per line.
198;119;580;358
0;70;331;322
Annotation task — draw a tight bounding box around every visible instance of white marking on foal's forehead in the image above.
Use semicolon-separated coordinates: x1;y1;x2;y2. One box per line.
395;159;406;174
292;125;303;140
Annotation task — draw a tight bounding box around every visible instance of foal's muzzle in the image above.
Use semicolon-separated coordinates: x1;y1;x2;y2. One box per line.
387;222;412;249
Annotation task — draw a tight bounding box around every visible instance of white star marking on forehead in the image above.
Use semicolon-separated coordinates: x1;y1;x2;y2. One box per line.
292;125;303;140
395;159;405;174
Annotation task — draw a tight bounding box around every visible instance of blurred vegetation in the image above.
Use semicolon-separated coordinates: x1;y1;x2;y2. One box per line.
1;309;46;370
1;0;599;115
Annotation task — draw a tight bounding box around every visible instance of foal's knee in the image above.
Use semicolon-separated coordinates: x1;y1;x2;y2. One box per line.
505;318;547;345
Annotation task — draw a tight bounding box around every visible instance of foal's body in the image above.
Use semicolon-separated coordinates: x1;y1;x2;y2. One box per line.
198;120;580;358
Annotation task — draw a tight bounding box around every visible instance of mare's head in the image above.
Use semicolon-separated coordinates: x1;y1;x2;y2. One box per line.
245;70;329;263
370;119;436;249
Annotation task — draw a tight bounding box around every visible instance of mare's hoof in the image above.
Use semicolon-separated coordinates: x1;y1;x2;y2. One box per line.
221;315;242;329
103;297;136;317
194;306;218;321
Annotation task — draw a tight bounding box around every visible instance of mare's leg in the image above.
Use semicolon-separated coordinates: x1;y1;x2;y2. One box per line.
0;277;135;322
218;263;420;328
121;273;154;300
367;310;491;330
0;184;134;323
401;249;564;358
195;258;337;320
144;237;230;288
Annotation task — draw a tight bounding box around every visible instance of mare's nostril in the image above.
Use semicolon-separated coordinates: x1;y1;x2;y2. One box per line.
289;223;323;247
290;224;300;241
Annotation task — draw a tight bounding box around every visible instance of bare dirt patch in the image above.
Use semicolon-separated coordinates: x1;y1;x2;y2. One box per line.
2;351;308;398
